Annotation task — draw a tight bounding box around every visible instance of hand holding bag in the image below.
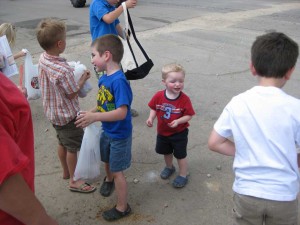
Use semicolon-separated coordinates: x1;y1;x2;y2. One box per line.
121;2;154;80
68;61;92;98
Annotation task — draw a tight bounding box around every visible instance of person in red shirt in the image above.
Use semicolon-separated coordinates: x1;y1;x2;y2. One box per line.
146;63;195;188
0;72;57;225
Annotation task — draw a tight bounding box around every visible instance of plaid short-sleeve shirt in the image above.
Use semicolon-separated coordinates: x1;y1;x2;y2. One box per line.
38;52;80;126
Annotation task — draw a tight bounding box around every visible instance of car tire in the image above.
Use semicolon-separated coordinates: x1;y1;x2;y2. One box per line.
70;0;86;8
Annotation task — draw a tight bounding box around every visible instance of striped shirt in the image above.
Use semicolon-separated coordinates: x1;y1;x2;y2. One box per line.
38;52;80;126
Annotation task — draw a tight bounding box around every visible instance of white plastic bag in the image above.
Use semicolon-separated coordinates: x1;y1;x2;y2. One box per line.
120;2;136;72
24;51;41;100
68;61;92;98
74;122;101;182
0;35;18;77
121;38;136;72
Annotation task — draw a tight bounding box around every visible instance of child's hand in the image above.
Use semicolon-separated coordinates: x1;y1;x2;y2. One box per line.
75;111;94;128
126;0;137;8
168;120;179;128
22;49;29;54
82;70;91;81
13;50;27;60
77;70;91;88
146;118;153;127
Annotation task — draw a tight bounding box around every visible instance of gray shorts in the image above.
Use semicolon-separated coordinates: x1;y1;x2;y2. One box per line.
52;119;84;152
233;192;298;225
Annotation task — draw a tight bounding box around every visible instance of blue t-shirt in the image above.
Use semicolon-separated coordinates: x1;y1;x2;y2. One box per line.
90;0;120;41
97;70;132;139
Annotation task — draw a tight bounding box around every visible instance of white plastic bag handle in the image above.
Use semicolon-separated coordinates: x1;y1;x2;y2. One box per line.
122;2;129;38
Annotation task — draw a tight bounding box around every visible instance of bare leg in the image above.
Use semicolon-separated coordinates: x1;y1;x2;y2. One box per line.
66;151;77;183
164;154;174;168
113;171;128;212
57;144;70;179
177;157;188;177
68;151;93;191
104;162;114;182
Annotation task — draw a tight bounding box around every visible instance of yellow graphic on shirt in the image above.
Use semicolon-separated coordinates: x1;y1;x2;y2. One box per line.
97;85;115;112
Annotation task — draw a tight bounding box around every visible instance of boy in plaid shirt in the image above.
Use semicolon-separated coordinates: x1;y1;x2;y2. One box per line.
37;18;95;193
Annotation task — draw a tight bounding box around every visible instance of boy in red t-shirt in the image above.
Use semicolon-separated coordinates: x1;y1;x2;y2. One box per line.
146;63;195;188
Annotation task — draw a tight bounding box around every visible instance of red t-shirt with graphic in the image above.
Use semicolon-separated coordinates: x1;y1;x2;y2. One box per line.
148;90;195;136
0;72;35;225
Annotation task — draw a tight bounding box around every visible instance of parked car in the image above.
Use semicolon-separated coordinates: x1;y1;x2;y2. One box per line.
70;0;86;8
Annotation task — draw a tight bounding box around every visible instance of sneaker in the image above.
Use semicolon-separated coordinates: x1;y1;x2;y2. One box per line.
99;177;114;197
102;204;131;221
160;166;176;179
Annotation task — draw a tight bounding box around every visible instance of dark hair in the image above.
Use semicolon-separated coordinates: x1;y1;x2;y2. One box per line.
251;32;298;78
91;34;124;64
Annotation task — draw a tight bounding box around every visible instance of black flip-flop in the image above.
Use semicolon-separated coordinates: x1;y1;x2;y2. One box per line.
69;182;96;193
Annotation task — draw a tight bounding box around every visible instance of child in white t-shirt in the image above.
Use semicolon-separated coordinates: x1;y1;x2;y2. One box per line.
208;32;300;225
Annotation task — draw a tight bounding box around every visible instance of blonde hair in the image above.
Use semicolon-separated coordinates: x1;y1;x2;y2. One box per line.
0;23;16;47
162;63;185;80
36;18;66;51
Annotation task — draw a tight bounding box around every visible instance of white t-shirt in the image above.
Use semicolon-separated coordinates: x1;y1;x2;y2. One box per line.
214;86;300;201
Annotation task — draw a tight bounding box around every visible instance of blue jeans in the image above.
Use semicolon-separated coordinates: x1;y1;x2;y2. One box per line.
100;131;132;173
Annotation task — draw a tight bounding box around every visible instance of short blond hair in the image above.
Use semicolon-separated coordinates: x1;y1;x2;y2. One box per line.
0;23;16;47
162;63;185;80
36;18;66;51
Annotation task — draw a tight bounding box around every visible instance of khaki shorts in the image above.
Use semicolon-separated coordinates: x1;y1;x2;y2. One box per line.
233;192;298;225
52;119;84;152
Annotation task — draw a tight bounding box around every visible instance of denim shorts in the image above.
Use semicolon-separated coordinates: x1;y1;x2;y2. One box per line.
100;131;132;173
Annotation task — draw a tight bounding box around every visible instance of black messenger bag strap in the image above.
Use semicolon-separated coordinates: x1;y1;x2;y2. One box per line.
126;9;151;63
123;8;153;80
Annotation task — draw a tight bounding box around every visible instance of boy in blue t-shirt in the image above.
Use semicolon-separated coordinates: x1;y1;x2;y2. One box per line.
76;34;132;221
89;0;139;117
89;0;137;42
